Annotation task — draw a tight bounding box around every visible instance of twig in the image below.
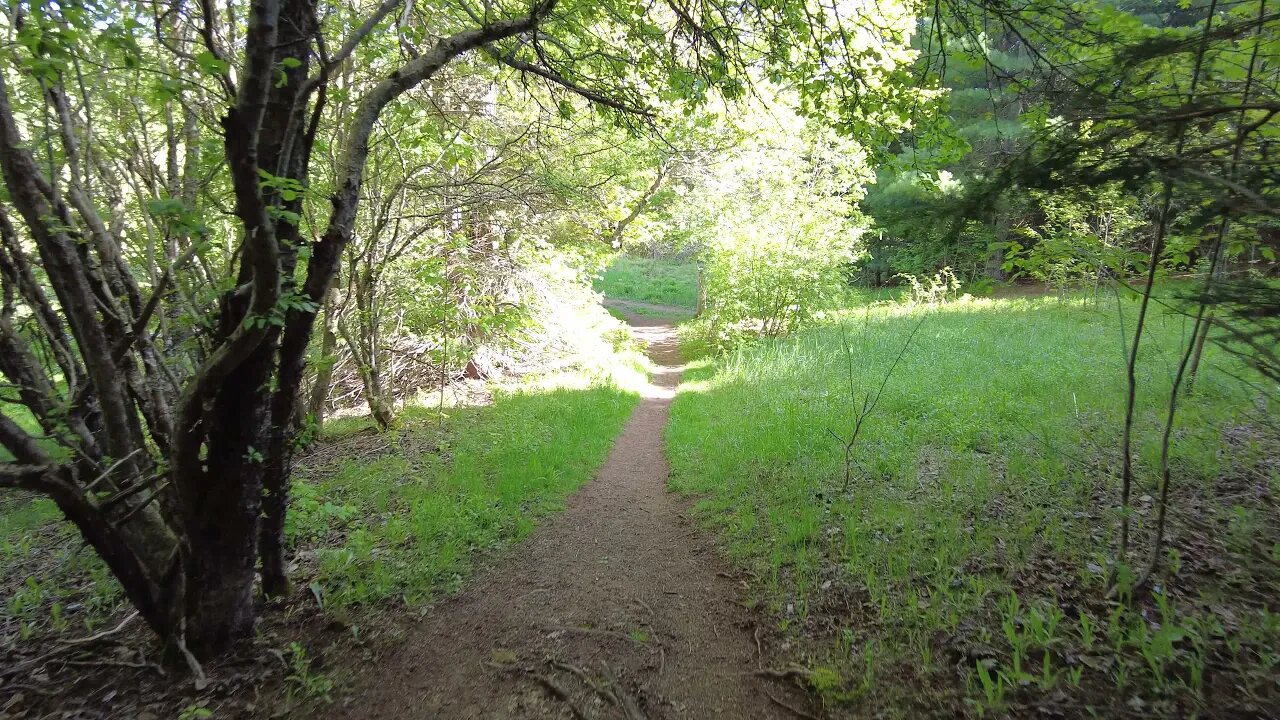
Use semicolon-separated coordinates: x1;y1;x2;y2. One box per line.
63;610;140;648
0;682;59;696
83;449;145;492
5;610;140;674
110;482;169;528
98;470;162;511
828;315;926;492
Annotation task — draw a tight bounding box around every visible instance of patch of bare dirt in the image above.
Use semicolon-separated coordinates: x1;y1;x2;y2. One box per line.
325;313;808;720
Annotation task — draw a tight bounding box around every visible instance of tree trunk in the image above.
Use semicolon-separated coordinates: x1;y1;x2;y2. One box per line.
252;0;319;602
696;265;706;315
307;293;341;427
183;290;279;653
0;0;559;663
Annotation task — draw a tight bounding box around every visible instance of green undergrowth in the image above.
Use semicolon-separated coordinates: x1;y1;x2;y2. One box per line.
2;346;645;655
1;411;122;643
593;255;699;308
667;293;1279;718
1;494;123;643
289;368;641;609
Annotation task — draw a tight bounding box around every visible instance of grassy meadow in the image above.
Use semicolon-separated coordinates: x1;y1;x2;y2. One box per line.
593;255;700;309
667;292;1279;717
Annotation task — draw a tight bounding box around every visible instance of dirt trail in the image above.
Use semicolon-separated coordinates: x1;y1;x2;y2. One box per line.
602;297;695;318
328;314;797;719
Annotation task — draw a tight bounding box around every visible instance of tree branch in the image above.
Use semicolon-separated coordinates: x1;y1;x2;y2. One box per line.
485;46;654;117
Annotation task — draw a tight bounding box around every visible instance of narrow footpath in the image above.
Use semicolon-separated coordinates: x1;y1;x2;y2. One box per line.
327;312;798;719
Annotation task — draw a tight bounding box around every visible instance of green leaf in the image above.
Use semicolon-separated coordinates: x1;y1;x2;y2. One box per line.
195;50;230;76
146;198;186;218
154;78;183;102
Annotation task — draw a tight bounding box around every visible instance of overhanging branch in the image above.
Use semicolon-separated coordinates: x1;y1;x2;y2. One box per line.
484;47;654;117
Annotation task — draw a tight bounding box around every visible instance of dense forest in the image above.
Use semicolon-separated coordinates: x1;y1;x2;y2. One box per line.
0;0;1276;717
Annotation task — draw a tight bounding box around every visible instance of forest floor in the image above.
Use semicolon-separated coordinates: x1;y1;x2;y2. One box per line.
323;310;809;720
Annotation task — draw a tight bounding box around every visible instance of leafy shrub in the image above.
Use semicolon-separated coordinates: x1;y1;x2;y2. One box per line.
694;120;869;343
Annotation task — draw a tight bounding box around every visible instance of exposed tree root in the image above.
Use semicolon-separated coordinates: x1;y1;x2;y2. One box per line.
600;662;646;720
549;660;648;720
63;658;163;673
752;666;813;682
551;661;614;700
530;671;589;720
763;686;821;720
545;625;647;645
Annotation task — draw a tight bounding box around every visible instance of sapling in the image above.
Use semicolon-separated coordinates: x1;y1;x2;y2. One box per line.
1111;0;1217;597
827;314;925;493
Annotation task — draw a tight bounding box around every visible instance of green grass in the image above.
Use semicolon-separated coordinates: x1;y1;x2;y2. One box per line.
3;339;644;654
594;255;699;308
289;371;639;609
2;494;123;640
1;371;640;642
668;293;1279;717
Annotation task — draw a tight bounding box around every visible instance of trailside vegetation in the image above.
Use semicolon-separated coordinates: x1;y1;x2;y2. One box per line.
1;0;1277;716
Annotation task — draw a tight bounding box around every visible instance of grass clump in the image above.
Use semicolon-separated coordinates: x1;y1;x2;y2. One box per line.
667;293;1279;718
593;255;699;309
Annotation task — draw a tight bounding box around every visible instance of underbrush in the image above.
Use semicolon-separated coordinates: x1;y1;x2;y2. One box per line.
668;294;1279;718
593;254;699;308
